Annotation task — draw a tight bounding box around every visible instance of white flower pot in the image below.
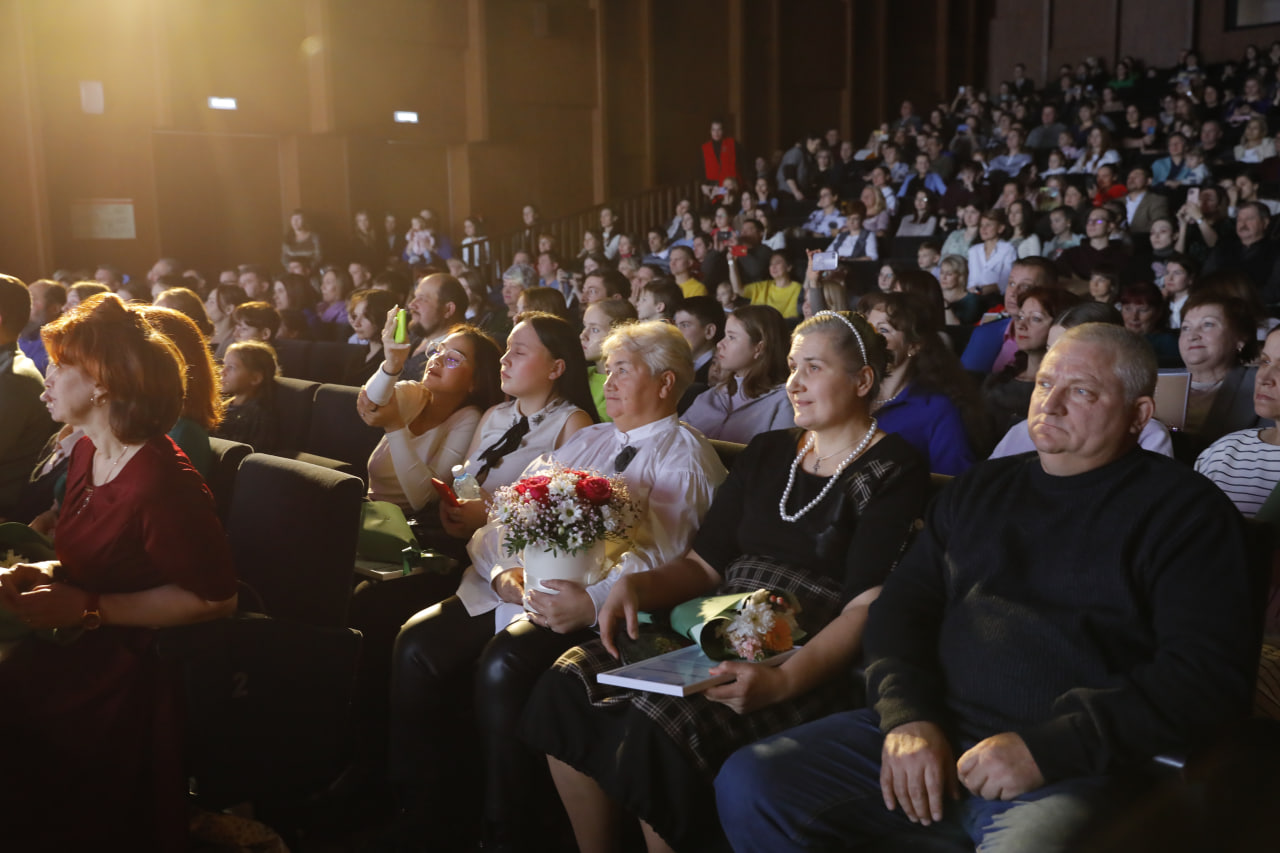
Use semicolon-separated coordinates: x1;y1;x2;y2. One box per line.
522;540;605;597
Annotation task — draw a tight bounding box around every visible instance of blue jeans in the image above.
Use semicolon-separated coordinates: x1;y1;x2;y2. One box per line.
715;708;1118;853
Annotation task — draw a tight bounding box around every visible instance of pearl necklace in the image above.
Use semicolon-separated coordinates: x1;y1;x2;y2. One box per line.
779;420;878;523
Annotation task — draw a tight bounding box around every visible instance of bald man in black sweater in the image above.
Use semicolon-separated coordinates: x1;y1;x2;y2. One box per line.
717;324;1258;853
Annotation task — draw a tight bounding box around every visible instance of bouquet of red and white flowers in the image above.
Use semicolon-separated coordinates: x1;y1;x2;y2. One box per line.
493;463;638;557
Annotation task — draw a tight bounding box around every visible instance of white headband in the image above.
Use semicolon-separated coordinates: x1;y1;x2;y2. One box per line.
814;310;868;365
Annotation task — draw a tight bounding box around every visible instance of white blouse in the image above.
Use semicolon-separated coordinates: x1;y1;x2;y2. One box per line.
364;379;481;513
459;397;585;490
967;240;1018;294
456;415;727;631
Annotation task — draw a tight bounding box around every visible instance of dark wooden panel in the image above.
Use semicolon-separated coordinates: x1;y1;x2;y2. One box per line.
162;0;311;134
152;133;283;273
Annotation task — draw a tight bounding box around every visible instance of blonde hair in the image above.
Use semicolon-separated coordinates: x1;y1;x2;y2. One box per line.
600;320;694;400
939;254;969;284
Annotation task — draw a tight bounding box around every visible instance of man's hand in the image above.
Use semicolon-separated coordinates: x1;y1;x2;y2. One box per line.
880;720;960;825
956;732;1044;801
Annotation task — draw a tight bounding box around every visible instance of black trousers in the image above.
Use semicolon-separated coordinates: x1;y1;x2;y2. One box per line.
388;595;593;829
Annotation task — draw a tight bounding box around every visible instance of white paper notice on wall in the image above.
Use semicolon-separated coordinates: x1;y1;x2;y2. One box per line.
70;199;137;240
79;81;105;115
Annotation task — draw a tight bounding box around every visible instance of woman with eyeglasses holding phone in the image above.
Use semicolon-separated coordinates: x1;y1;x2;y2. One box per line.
358;313;505;519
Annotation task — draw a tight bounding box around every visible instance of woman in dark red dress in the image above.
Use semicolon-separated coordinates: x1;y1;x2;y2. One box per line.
0;294;236;851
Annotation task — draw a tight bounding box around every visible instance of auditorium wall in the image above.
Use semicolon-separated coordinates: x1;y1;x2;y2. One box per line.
0;0;984;283
986;0;1280;95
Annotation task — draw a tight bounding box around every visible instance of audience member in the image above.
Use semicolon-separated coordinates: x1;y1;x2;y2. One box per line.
682;305;794;443
528;310;928;853
0;275;56;518
1195;325;1280;516
386;321;726;850
728;249;802;319
231;301;281;344
990;301;1174;458
1177;290;1262;444
967;209;1018;297
214;340;281;453
17;279;65;375
718;324;1256;853
636;278;682;322
281;209;323;269
673;296;724;386
0;293;236;849
864;291;985;473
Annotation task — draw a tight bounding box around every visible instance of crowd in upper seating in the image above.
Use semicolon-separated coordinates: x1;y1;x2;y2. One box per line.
5;43;1280;853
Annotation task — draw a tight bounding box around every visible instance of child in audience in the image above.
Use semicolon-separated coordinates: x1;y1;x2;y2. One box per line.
214;340;280;453
579;298;638;421
1089;266;1121;304
404;215;434;264
917;240;942;279
1184;146;1210;185
231;301;281;343
1043;205;1082;259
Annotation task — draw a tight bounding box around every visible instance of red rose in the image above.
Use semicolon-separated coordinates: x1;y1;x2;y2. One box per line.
577;476;613;504
523;475;551;489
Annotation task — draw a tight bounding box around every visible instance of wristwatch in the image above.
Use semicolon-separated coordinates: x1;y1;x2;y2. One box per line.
81;592;102;630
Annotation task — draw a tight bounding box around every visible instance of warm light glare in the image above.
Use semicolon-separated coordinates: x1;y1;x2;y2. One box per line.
208;96;238;111
79;81;105;115
394;111;419;124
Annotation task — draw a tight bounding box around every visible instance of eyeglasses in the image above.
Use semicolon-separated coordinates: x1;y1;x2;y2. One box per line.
1011;312;1048;325
1088;217;1112;225
425;345;468;370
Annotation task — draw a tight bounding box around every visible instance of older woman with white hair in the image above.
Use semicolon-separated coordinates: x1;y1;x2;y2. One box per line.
524;311;930;853
382;321;727;850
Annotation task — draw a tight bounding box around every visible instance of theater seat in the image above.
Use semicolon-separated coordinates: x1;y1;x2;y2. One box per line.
224;453;363;629
273;338;311;381
205;437;252;523
154;614;362;811
297;383;384;484
270;376;319;457
710;439;746;471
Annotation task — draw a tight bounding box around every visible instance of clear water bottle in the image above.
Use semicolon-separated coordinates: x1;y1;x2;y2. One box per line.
452;464;482;500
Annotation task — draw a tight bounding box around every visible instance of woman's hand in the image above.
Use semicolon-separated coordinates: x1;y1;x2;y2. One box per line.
704;661;792;714
358;388;406;432
803;249;820;285
439;496;490;540
492;567;526;606
598;574;642;658
12;582;90;630
526;579;595;633
0;561;57;612
29;507;58;537
380;310;411;375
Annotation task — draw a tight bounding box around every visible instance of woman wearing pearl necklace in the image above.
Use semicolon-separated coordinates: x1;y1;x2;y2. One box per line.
523;310;930;853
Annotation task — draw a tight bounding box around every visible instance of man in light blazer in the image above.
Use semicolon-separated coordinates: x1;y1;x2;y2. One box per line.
1123;166;1171;238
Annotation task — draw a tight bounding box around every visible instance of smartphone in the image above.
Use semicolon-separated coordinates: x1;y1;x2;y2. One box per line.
394;308;409;344
730;244;748;257
1187;187;1200;205
430;477;461;508
812;251;839;272
958;85;966;94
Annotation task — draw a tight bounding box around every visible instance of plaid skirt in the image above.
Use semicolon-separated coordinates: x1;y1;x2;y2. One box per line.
527;554;855;775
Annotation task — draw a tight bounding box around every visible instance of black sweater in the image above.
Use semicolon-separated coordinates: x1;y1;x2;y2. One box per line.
865;448;1257;783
